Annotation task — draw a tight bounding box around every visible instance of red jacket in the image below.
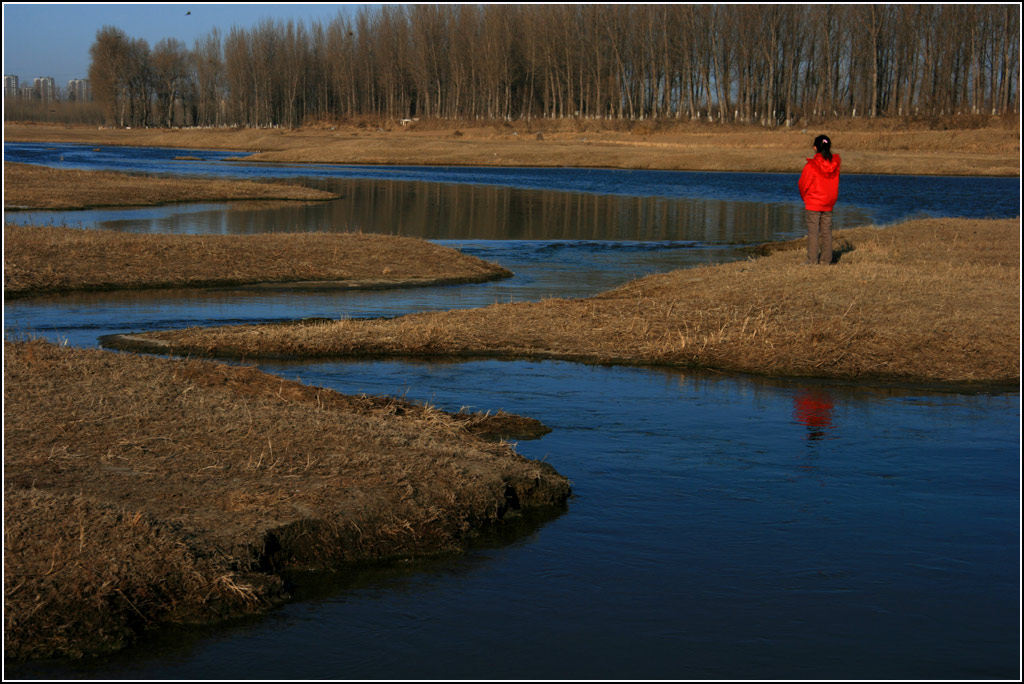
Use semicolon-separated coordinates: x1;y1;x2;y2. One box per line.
799;153;841;211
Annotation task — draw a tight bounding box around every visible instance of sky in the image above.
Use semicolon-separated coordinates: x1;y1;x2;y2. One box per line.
3;2;367;85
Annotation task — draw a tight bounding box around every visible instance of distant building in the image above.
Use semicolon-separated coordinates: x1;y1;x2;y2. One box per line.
19;85;35;100
67;78;91;103
4;74;19;99
33;77;56;102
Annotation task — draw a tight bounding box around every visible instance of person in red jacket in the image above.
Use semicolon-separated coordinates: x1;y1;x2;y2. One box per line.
798;134;841;265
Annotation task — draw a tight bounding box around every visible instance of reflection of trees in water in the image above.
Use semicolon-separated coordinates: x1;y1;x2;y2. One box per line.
329;182;804;241
202;180;866;241
30;170;867;240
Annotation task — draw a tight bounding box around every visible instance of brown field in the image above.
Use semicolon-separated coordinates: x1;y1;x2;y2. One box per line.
3;225;511;298
3;161;336;210
4;118;1019;177
105;218;1021;387
3;339;568;659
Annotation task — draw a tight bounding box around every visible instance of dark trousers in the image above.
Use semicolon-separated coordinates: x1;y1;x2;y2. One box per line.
805;210;833;264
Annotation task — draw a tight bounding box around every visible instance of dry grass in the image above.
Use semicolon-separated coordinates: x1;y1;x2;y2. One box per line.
3;161;337;210
3;225;512;298
3;340;568;659
4;120;1018;177
110;218;1021;386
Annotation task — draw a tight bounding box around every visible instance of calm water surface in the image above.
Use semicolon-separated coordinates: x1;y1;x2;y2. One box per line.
3;145;1020;679
5;140;1020;238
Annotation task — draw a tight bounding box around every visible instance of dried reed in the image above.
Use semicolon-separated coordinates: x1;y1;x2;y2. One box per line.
4;225;511;298
117;218;1020;386
4;161;337;210
4;120;1018;177
3;340;568;659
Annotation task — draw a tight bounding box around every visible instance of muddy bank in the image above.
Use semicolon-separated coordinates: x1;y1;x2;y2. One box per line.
4;120;1018;177
102;218;1020;387
3;225;512;299
3;161;336;211
2;340;568;660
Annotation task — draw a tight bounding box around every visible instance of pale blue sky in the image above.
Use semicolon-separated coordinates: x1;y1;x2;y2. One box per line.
3;2;367;84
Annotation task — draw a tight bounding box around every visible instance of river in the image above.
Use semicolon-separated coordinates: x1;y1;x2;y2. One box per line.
3;142;1020;679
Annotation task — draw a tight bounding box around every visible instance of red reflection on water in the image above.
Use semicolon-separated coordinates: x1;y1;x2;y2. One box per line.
793;389;835;440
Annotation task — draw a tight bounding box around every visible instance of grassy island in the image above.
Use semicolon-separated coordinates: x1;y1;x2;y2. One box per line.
3;225;512;299
3;161;337;211
102;217;1021;387
3;340;569;660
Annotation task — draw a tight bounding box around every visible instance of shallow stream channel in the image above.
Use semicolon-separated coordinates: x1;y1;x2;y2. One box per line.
3;142;1020;679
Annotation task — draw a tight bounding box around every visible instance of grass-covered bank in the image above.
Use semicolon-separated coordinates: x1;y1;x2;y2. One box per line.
3;340;569;660
3;161;337;211
4;119;1019;177
3;225;512;299
104;218;1020;387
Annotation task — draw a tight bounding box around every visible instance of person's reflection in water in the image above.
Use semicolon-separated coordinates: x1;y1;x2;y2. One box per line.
792;388;835;440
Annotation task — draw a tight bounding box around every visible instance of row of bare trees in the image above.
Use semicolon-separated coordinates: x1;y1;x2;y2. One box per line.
88;27;189;127
85;4;1020;129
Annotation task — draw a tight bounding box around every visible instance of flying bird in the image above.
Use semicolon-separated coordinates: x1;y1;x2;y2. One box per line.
186;11;191;15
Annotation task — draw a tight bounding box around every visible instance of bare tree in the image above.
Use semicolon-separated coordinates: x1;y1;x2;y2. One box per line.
192;29;224;126
88;26;132;126
151;37;190;126
78;6;1021;129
